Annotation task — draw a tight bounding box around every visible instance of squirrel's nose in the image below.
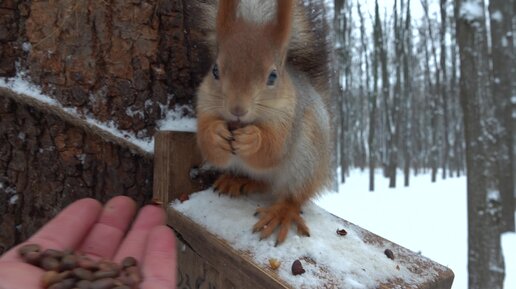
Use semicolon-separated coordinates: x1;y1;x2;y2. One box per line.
230;106;248;117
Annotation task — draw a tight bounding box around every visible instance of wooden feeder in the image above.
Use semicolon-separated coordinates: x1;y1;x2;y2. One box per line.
153;131;454;289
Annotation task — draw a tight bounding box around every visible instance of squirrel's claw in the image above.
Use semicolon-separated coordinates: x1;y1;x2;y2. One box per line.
252;199;310;245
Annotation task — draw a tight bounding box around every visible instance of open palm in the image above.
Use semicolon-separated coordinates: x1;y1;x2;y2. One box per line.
0;196;176;289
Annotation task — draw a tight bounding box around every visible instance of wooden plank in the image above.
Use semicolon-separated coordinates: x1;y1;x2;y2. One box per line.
176;238;238;289
153;131;203;207
169;208;289;289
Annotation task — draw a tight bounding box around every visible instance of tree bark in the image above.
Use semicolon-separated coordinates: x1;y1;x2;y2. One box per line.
489;0;515;233
440;0;450;181
0;0;209;253
0;96;153;254
456;1;506;288
402;0;412;187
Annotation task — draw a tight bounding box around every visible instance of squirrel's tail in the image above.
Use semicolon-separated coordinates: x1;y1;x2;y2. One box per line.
190;0;332;105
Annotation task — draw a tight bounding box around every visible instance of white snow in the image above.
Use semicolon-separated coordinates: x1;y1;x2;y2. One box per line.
316;170;516;289
21;42;32;52
459;2;484;21
487;190;501;202
9;194;19;205
172;188;448;289
490;10;503;22
2;181;18;205
158;106;197;132
0;73;197;154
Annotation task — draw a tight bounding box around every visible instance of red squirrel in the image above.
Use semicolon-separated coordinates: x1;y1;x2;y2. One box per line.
195;0;333;245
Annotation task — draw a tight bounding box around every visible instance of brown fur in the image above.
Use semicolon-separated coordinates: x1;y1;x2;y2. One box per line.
272;0;294;52
214;174;268;197
216;0;238;39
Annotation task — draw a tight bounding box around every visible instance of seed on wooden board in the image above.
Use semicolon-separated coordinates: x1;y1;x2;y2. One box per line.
18;243;41;256
60;254;78;271
384;249;395;260
336;229;348;236
90;278;117;289
291;259;306;276
268;258;281;270
73;267;93;280
121;256;137;269
178;193;189;203
41;257;60;271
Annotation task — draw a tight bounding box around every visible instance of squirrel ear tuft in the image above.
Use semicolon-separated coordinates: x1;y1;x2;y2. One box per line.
217;0;238;40
273;0;295;51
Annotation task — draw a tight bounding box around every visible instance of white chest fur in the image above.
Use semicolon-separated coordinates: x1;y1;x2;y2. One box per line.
237;0;277;24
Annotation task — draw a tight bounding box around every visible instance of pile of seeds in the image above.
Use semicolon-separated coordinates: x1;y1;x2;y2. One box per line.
18;244;142;289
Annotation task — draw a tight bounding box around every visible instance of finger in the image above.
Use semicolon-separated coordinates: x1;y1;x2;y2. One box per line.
1;198;102;262
113;205;166;263
78;196;137;260
141;226;176;289
0;262;44;288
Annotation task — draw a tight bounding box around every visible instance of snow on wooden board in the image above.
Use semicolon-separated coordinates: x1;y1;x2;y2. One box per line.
0;74;196;154
171;189;453;289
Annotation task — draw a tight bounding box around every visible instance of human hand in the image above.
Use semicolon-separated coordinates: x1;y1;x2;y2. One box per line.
0;196;176;289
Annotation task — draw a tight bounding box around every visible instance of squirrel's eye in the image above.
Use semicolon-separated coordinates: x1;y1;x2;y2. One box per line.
212;64;220;80
267;70;278;86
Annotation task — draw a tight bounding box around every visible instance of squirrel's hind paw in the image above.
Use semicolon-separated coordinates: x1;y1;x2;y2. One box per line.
253;200;310;246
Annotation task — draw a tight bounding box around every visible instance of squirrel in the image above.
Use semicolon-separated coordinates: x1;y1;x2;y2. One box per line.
195;0;334;245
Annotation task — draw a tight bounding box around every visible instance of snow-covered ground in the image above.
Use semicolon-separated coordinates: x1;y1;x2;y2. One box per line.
316;170;516;289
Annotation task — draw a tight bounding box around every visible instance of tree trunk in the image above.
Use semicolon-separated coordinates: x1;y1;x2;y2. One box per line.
403;0;412;187
0;0;208;252
368;0;382;192
440;0;450;181
456;1;506;288
489;0;515;233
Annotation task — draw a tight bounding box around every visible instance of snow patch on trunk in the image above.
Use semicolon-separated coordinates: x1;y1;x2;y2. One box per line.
459;2;483;21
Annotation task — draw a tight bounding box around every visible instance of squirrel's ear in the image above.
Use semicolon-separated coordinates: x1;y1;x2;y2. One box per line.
217;0;238;40
273;0;295;52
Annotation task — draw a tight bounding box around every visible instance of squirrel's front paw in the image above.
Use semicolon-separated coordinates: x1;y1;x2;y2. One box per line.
199;120;233;166
232;125;262;156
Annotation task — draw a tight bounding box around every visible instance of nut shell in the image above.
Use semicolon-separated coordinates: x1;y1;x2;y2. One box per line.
291;259;306;276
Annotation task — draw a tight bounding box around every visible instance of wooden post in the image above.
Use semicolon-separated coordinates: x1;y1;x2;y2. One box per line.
153;131;203;207
153;131;455;289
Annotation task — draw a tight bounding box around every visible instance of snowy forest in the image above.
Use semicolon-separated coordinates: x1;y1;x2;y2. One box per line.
330;0;514;288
